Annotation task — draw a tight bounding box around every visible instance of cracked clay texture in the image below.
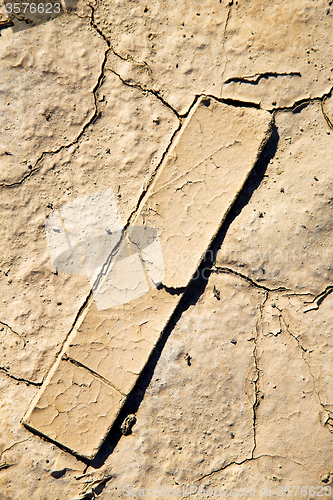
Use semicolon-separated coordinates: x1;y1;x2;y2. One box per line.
2;0;333;498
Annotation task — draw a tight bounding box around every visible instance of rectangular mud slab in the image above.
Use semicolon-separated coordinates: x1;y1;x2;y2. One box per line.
23;97;272;459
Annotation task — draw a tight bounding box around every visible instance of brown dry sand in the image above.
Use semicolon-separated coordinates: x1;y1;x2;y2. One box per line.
1;0;333;499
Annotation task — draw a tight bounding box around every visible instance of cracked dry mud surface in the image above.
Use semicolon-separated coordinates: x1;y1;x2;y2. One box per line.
2;0;333;498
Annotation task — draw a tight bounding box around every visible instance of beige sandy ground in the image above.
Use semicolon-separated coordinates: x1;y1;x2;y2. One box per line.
1;0;333;498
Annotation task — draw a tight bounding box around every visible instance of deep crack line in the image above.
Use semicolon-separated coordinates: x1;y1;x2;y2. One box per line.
106;67;181;120
212;266;287;292
303;285;333;312
0;366;42;386
157;284;187;296
218;80;333;115
0;438;31;459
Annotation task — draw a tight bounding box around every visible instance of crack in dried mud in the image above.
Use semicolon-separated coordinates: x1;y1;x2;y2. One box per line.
0;438;31;459
219;0;233;98
107;68;182;120
89;3;187;124
0;461;15;471
0;320;26;346
51;283;94;372
272;85;333;115
251;298;267;460
280;315;330;425
303;285;333;312
3;0;327;194
0;366;41;386
59;110;277;471
212;266;287;292
224;72;302;86
62;354;127;396
194;454;285;483
73;468;116;499
198;93;260;110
